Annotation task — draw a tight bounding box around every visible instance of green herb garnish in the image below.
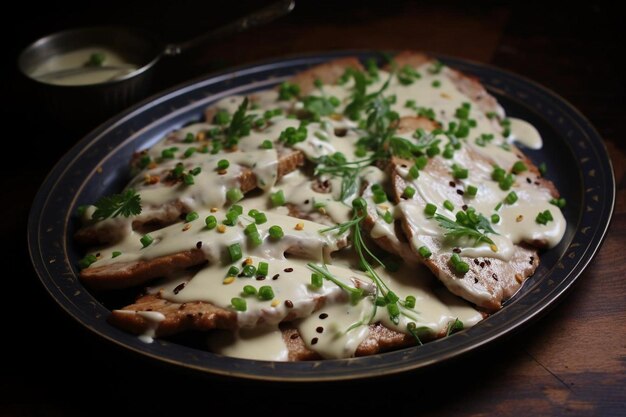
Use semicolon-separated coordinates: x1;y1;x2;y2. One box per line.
91;189;141;220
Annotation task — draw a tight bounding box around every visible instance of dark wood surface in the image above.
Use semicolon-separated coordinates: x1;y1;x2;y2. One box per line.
2;1;624;416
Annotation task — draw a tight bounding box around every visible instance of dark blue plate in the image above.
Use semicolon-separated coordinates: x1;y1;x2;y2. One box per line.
28;51;615;381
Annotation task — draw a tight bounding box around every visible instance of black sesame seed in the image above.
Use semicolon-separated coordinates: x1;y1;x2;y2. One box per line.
311;337;319;345
401;164;408;168
290;333;299;340
272;273;280;280
284;268;293;273
316;326;324;333
304;199;310;204
319;313;328;319
473;259;480;265
453;248;461;254
462;204;468;211
485;259;492;266
474;278;479;283
492;273;498;281
196;241;203;249
526;177;532;184
480;261;485;268
334;128;347;137
449;181;456;187
456;189;465;196
173;282;186;295
284;300;294;308
256;275;266;281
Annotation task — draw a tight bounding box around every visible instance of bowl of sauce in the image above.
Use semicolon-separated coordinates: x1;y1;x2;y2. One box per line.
18;26;161;130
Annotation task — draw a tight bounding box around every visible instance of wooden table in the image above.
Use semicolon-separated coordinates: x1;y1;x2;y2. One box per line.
3;2;623;415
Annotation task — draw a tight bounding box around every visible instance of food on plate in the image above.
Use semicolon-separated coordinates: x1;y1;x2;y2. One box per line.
75;51;566;361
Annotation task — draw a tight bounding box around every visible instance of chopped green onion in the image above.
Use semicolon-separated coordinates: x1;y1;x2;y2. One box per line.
442;146;454;159
270;190;286;206
403;186;416;199
79;254;97;269
425;203;437;216
214;110;231;125
231;205;243;215
431;80;441;88
231;297;247;311
310;273;323;289
491;214;500;224
185;211;199;222
205;215;217;229
249;232;263;246
382;211;393;224
161;148;177;159
550;198;567;208
244;223;258;236
269;225;284;239
258;285;274;300
494;202;503;211
242;264;256;277
183;132;195;143
418;246;432;258
426;145;440;157
261;140;273;149
111;251;122;258
257;262;269;276
254;212;267;224
352;197;367;210
408;164;420;179
466;185;478;197
183;147;196;158
492;166;506;182
183;174;194;185
512;161;527;174
536;210;554;225
227;266;240;276
404;295;416;309
505;191;518;205
217;159;230;170
372;193;387;204
226;188;244;203
190;167;201;176
228;243;242;262
539;162;547;176
140;234;153;248
243;285;257;296
415;155;428;170
387;303;400;317
452;164;468;179
443;200;454;211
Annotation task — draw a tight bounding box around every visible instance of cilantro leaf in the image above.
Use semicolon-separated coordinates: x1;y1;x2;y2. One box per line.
92;189;142;220
434;212;495;246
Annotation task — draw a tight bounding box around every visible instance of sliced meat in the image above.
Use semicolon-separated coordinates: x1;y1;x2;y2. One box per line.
390;152;542;311
388;50;504;119
81;249;206;291
75;149;305;246
81;227;347;290
288;57;364;95
282;323;436;361
108;294;237;337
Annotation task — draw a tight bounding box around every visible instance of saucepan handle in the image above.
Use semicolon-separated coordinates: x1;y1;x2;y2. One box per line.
163;0;295;56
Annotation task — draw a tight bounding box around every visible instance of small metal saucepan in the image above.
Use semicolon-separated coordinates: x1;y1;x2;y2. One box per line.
18;0;294;130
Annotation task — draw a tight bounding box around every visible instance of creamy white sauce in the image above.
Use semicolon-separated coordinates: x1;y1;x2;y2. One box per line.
209;326;289;361
30;47;138;86
509;117;543;149
83;58;566;360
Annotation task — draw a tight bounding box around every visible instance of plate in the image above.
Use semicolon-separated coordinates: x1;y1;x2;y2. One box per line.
28;51;615;381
